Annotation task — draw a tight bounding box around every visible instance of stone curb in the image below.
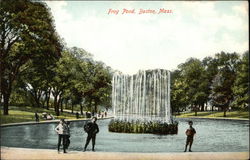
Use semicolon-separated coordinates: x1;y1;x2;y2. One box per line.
176;117;249;121
0;117;114;127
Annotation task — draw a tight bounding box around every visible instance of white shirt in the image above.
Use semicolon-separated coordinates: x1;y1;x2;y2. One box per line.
55;123;64;135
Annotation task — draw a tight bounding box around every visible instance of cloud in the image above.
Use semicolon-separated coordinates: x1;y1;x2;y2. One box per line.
46;1;72;23
232;2;248;17
46;1;249;74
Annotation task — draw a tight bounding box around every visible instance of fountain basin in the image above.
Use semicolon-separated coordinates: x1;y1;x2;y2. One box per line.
1;118;249;152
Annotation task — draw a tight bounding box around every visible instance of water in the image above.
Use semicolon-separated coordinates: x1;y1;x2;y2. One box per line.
1;118;249;152
112;69;172;123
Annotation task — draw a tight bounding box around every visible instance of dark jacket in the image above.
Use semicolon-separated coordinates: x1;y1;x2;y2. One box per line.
186;127;196;138
84;122;99;135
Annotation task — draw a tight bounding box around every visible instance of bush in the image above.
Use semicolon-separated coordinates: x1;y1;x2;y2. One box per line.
108;119;178;134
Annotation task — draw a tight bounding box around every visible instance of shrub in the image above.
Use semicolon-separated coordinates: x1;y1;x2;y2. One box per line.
108;119;178;134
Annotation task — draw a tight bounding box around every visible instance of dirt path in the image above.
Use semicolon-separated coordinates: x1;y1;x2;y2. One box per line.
1;147;249;160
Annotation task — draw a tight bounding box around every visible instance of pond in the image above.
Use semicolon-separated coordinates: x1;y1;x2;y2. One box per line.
1;118;249;152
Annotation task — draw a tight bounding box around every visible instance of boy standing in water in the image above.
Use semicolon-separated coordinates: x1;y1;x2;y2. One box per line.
184;121;196;152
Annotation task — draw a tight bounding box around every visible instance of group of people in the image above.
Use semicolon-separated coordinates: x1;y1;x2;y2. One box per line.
55;117;99;153
98;111;107;118
34;112;55;122
55;117;196;153
55;119;71;153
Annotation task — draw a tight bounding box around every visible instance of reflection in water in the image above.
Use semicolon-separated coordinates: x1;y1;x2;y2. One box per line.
1;118;249;153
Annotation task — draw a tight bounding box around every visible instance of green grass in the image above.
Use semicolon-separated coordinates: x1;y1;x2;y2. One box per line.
1;106;248;125
0;106;84;125
176;111;249;119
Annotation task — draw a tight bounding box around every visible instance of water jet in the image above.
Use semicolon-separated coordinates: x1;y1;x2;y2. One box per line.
109;69;178;134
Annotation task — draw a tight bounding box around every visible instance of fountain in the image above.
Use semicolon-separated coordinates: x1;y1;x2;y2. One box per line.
109;69;178;134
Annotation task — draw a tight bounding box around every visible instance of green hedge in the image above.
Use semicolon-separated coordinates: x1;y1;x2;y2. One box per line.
108;119;178;134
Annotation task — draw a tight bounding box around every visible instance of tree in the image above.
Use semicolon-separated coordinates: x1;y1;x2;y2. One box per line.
66;47;94;114
13;57;57;108
170;70;189;115
202;56;219;111
210;52;240;117
0;0;62;115
232;51;249;110
51;50;74;116
65;47;112;114
177;58;208;116
82;61;112;113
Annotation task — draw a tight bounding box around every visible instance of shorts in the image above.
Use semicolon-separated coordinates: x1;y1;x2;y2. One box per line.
186;136;193;144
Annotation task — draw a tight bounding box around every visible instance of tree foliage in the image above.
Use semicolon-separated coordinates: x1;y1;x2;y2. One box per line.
231;51;249;110
0;0;62;115
171;51;248;116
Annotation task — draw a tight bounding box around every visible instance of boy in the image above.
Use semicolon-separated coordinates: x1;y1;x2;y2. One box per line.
184;121;196;152
55;119;67;153
83;117;99;152
65;121;70;150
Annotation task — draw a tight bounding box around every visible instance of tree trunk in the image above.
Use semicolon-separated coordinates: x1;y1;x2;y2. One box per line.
65;100;68;109
55;98;60;116
41;92;46;108
56;94;62;116
94;100;98;113
223;110;227;117
201;103;204;111
223;107;227;117
3;93;10;115
34;94;40;108
56;105;60;116
45;88;51;110
194;105;197;116
54;95;57;113
80;104;83;115
54;94;60;116
29;88;41;108
60;98;63;113
88;99;92;111
71;102;74;113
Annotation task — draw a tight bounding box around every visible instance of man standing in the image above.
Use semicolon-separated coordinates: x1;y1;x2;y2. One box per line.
184;121;196;152
83;117;99;152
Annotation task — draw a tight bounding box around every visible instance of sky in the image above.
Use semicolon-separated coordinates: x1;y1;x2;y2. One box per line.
46;1;248;75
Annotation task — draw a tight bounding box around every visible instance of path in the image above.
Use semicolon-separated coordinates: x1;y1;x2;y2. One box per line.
1;147;249;160
0;116;113;127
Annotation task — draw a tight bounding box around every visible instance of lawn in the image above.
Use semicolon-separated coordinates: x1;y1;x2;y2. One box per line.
0;106;85;125
176;111;249;119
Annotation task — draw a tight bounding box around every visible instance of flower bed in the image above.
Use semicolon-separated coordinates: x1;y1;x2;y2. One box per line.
108;119;178;134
